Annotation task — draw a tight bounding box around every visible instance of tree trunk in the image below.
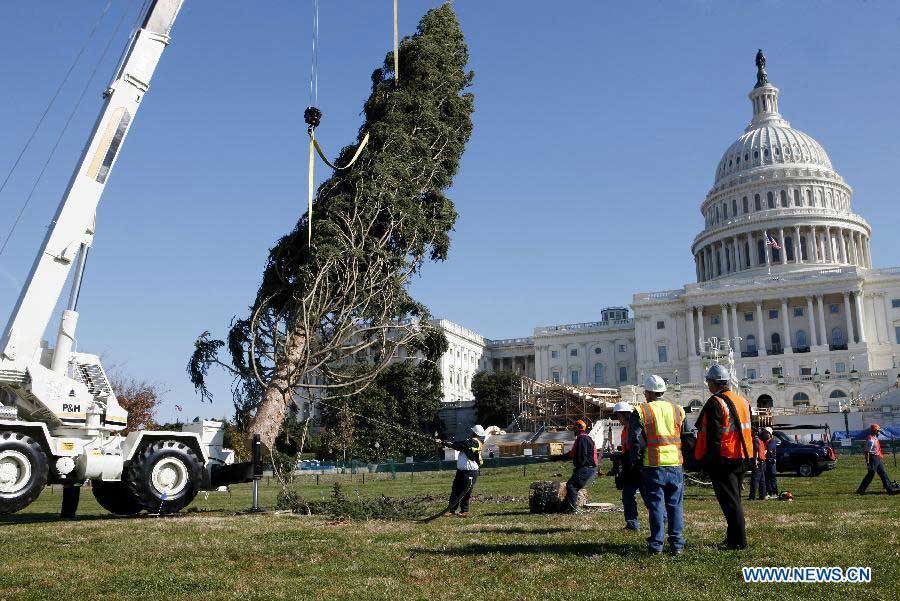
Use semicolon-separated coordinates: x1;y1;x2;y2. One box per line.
247;336;306;450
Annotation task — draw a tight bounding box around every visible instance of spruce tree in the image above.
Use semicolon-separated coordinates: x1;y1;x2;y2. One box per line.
190;4;474;449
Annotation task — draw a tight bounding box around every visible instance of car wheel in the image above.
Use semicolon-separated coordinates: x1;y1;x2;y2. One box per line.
126;440;202;514
797;463;814;477
0;431;48;515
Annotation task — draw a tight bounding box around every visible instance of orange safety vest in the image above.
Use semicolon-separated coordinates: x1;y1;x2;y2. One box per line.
695;389;753;461
756;438;766;461
867;434;883;459
621;422;629;452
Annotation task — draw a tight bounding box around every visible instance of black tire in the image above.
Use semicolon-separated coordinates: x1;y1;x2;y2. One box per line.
0;431;48;515
125;440;202;514
797;462;814;477
91;480;143;516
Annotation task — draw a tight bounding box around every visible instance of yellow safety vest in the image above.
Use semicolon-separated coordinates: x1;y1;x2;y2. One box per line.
637;400;685;467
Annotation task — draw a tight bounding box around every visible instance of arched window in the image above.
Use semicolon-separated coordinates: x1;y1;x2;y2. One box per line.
594;363;604;384
732;198;737;216
754;194;761;211
785;236;795;261
746;335;757;353
723;203;728;219
780;190;788;207
799;236;808;261
829;389;848;398
771;333;782;353
757;238;766;264
794;189;801;206
742;196;748;213
831;327;844;347
767;191;775;209
805;189;812;206
793;392;810;406
795;330;808;349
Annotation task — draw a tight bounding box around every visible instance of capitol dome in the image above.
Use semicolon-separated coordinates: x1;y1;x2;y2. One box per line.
691;51;872;284
715;124;833;185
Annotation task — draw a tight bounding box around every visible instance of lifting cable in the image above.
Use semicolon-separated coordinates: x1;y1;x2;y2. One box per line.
303;0;400;245
0;0;138;258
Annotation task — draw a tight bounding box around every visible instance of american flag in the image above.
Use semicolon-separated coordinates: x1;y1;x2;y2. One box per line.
765;233;781;250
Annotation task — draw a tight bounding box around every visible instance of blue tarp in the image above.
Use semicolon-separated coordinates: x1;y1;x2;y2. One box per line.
831;426;900;440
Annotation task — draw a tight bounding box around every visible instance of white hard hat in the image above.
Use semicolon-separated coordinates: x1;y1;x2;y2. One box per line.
471;425;487;438
764;426;773;434
644;374;667;393
612;401;633;414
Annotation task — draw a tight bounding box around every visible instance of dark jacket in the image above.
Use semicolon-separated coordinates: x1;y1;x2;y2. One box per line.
565;432;598;468
695;395;726;466
447;437;482;464
764;438;777;464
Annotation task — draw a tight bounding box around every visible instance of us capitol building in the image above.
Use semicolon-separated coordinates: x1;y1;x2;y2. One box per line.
435;52;900;420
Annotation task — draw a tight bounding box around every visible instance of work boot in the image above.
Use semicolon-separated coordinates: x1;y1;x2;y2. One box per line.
456;511;469;518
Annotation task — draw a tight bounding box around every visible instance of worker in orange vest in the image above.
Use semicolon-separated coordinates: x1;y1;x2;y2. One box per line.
856;424;899;495
695;365;754;550
748;428;767;501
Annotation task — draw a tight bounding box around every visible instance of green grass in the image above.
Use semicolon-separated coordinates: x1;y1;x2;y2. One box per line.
1;456;898;600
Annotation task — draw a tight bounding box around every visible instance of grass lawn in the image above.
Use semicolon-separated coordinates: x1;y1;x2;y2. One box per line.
1;455;898;600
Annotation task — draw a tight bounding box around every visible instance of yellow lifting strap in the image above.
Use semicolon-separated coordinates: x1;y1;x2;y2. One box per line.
306;128;370;245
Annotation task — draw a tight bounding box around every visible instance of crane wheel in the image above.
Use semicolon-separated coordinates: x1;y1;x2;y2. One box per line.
91;480;143;516
0;431;48;515
126;440;202;514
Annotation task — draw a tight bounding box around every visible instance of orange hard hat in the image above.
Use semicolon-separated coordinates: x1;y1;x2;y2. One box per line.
870;423;880;434
574;419;587;432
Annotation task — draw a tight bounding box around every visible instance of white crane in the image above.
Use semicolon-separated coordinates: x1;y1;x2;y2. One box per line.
0;0;256;517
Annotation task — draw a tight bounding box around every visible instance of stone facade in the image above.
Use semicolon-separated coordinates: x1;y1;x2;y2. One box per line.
433;58;900;421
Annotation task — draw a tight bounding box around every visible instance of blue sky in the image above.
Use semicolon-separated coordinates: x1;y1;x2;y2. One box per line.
1;1;898;422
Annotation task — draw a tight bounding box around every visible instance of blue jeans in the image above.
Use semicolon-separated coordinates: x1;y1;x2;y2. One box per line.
641;466;685;552
622;476;641;529
564;466;597;511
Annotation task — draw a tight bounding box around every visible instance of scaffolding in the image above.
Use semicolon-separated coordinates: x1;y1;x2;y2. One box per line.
516;377;620;432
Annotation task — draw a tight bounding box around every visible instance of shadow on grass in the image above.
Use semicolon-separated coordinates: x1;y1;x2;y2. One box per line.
0;507;226;526
480;510;533;517
468;527;572;535
414;541;632;557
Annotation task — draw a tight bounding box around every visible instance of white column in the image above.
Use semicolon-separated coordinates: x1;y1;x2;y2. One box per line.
732;236;740;272
697;306;705;349
854;292;867;343
781;298;792;354
840;230;849;263
721;304;730;344
810;227;819;262
686;306;697;356
756;301;767;357
764;230;772;266
749;232;759;267
849;232;858;266
824;226;833;262
806;296;818;347
778;228;787;265
731;303;740;351
794;226;803;263
843;292;855;344
816;294;828;347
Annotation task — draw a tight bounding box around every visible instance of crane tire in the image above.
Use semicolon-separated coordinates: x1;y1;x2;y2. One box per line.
126;440;202;514
0;431;48;515
91;480;143;516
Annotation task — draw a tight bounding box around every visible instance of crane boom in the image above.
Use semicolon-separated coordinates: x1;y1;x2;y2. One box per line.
0;0;185;365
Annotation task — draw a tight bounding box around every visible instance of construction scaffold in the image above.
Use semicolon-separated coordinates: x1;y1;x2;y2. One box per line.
515;377;620;433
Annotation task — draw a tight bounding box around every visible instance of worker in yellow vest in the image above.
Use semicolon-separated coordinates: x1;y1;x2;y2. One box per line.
627;375;686;555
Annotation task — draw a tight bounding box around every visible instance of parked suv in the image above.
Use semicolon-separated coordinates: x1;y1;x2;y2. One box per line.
772;429;837;477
